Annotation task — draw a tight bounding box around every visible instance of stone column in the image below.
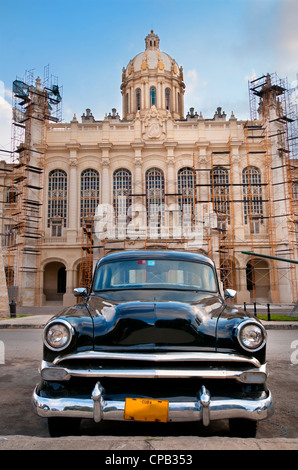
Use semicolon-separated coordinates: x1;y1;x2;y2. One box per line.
164;143;177;239
67;147;79;243
145;81;149;109
165;143;176;194
132;145;144;199
131;145;146;240
230;144;243;233
197;146;208;206
196;147;209;254
134;161;143;201
237;256;250;304
172;86;176;113
101;146;111;205
131;87;134;115
157;81;162;109
63;267;75;306
141;81;145;110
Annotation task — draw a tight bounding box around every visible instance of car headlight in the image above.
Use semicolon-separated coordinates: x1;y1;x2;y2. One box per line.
236;320;266;352
44;320;74;351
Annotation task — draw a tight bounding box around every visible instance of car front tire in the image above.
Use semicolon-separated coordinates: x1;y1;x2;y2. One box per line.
48;417;81;437
229;418;258;438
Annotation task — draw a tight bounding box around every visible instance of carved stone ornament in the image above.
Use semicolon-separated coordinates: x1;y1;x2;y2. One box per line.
142;106;165;141
69;158;78;167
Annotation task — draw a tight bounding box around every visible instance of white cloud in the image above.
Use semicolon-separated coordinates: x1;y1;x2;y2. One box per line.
63;106;74;120
0;81;12;159
276;0;298;80
186;69;198;95
245;70;257;82
184;69;209;114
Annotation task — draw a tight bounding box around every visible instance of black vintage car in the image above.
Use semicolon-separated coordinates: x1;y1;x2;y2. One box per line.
32;250;274;437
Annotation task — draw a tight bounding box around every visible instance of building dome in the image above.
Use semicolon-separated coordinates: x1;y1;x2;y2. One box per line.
121;31;185;120
129;50;175;74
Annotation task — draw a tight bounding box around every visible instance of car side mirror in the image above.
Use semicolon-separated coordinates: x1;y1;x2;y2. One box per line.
224;288;237;299
74;287;88;298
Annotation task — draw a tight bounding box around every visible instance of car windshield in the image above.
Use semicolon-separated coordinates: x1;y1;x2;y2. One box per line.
93;258;217;292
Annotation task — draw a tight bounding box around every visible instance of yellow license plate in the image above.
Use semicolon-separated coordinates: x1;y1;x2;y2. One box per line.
124;398;169;423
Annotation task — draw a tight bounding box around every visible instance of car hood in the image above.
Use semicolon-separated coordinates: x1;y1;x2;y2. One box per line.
44;291;264;361
87;292;224;351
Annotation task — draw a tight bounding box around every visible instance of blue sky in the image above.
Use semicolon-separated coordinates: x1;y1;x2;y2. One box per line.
0;0;297;155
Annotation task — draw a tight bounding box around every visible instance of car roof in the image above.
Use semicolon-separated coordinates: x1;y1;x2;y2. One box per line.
97;250;215;267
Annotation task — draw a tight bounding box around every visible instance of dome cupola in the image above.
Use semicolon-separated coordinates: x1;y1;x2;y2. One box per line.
145;30;160;50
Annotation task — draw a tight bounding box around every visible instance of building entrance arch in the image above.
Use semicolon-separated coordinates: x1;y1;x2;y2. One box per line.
246;258;271;302
43;261;66;302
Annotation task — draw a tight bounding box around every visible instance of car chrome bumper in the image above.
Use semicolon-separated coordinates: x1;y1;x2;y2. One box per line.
39;359;268;384
32;382;274;426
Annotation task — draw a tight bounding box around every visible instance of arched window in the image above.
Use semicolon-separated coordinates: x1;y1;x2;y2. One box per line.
210;167;230;227
178;167;194;218
150;87;156;107
80;169;100;225
3;224;15;247
48;169;67;230
242;166;263;232
165;88;171;111
136;88;141;112
5;266;14;287
6;187;17;203
146;168;164;228
293;182;298;201
113;168;132;218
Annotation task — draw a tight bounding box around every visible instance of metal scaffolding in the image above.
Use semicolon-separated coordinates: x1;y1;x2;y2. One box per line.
247;73;298;302
3;67;62;305
78;74;297;303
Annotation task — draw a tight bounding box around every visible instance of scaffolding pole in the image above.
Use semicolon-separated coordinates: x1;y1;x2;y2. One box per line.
248;73;298;302
6;68;62;306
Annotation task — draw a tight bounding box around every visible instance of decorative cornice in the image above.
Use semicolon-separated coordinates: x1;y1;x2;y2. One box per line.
66;142;81;150
98;143;112;149
195;140;210;148
163;141;178;148
131;142;145;149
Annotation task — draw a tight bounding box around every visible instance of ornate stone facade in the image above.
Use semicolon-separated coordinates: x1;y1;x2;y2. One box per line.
0;31;297;307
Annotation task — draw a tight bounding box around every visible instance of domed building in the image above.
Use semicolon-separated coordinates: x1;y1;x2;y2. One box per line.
0;31;297;309
121;30;185;120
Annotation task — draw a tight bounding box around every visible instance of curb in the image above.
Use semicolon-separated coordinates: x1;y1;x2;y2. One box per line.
0;315;52;329
0;435;297;450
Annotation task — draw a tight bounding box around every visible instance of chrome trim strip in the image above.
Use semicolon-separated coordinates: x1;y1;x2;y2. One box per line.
40;360;267;383
53;351;261;368
32;384;274;424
